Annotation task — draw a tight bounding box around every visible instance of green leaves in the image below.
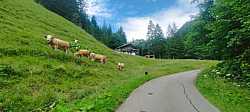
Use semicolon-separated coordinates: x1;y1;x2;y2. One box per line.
178;0;250;86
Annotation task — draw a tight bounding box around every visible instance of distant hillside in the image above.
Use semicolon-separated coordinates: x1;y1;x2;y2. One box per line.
175;21;194;38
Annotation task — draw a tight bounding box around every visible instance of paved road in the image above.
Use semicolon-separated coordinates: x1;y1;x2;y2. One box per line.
116;70;220;112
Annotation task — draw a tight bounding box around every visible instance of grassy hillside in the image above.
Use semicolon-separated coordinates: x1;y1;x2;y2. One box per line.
0;0;218;111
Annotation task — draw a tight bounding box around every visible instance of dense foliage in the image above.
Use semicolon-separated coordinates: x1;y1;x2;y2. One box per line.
132;21;170;58
181;0;250;84
36;0;127;49
132;0;250;83
190;0;249;84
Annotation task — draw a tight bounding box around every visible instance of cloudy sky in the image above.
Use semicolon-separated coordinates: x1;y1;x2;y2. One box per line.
85;0;199;42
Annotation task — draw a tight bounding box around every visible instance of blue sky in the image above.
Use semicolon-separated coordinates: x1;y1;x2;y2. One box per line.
85;0;199;41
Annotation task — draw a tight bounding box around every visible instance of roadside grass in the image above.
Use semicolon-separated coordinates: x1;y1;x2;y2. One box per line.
197;68;250;112
0;0;219;111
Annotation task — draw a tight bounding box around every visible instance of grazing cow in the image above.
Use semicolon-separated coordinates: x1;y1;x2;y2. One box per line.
89;53;107;64
145;55;155;59
117;62;125;71
74;50;90;58
44;35;70;54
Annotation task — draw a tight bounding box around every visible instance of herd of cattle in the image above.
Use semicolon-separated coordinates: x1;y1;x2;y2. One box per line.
44;35;125;70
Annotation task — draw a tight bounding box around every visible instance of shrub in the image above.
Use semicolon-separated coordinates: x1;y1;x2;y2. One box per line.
214;55;250;87
70;40;81;53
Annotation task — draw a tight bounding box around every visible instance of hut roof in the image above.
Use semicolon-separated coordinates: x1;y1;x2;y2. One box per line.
116;43;134;49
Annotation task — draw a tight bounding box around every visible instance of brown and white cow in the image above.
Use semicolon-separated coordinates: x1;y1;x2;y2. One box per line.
89;53;107;64
74;50;91;58
117;62;125;71
45;35;70;54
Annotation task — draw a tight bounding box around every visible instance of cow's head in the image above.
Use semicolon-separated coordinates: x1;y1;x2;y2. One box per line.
89;53;96;59
45;35;53;42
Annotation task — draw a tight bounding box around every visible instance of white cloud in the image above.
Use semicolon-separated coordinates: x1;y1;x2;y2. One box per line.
118;17;150;41
120;0;199;42
85;0;112;18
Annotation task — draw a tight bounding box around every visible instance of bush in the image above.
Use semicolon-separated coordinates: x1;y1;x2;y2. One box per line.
214;57;250;87
70;40;81;53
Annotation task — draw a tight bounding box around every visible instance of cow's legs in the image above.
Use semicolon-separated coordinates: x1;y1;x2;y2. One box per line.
54;45;58;50
65;49;68;54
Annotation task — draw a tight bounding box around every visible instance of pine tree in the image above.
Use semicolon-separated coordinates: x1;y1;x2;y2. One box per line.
145;21;167;58
117;27;127;44
155;24;165;39
91;16;98;28
106;25;113;47
146;20;156;40
101;21;108;45
149;24;166;58
37;0;84;26
166;23;177;38
90;16;101;40
80;12;91;32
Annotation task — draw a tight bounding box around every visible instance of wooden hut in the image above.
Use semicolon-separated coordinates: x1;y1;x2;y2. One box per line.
115;43;139;55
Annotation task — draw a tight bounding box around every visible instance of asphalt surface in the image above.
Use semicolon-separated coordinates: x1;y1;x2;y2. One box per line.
116;70;220;112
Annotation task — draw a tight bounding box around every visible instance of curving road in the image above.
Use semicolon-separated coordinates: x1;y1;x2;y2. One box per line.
116;70;220;112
